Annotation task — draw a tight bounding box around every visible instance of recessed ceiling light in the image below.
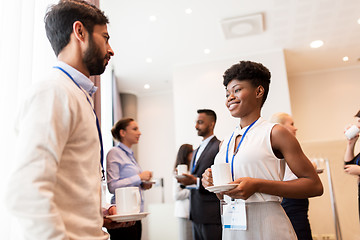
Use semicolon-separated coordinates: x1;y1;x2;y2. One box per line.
185;8;192;14
144;84;150;89
343;56;349;62
310;40;324;48
146;58;153;63
204;49;211;54
357;18;360;24
149;16;157;22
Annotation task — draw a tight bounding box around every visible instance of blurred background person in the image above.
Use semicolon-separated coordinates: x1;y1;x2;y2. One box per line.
343;110;360;219
106;118;153;240
173;144;194;240
177;109;222;240
270;112;314;240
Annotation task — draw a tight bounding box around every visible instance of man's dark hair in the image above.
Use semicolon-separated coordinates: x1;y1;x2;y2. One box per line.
223;61;271;107
44;0;109;56
197;109;217;123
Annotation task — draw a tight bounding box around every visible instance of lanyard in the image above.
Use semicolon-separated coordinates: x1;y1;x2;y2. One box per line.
192;137;212;173
118;145;136;163
191;149;199;173
53;66;105;180
117;145;142;172
226;120;258;181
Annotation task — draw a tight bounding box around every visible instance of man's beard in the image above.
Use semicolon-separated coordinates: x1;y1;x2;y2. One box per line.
197;127;209;137
83;35;107;76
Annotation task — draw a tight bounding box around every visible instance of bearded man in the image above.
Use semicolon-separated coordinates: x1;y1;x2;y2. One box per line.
5;1;129;239
177;109;222;240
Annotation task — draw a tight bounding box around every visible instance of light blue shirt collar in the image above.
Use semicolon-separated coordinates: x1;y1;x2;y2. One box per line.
194;135;214;163
56;61;98;96
201;134;214;146
117;142;134;156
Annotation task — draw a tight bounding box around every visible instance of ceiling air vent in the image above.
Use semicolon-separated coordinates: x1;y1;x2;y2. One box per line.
221;13;264;39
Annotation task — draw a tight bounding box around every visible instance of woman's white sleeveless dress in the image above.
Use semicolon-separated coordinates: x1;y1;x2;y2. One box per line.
214;117;297;240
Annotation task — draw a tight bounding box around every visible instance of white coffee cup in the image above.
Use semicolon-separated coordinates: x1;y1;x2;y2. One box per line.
115;187;141;215
177;164;188;175
211;163;232;186
345;125;360;140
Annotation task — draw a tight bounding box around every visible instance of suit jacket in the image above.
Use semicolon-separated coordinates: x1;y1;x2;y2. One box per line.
189;136;221;224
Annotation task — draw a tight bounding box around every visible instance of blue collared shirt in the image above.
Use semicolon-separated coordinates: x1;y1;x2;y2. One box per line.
106;142;144;210
56;61;98;96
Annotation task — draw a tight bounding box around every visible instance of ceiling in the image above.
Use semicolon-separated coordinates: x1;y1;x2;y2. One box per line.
101;0;360;95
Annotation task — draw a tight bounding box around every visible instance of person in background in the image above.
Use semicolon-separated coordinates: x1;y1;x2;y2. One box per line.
106;118;153;240
270;112;314;240
343;110;360;219
5;0;124;239
173;144;194;240
202;61;323;240
177;109;222;240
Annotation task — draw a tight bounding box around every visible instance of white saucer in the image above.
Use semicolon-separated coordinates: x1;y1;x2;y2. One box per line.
205;184;238;193
142;180;156;184
174;175;186;180
106;212;150;222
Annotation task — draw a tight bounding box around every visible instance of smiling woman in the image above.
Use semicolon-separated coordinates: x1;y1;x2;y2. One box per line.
201;60;323;240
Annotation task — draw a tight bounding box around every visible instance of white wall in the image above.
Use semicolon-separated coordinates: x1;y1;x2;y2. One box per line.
136;91;176;240
173;49;291;148
101;67;115;161
288;66;360;142
137;90;176;204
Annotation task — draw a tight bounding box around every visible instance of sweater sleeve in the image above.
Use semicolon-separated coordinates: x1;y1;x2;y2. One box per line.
6;83;72;240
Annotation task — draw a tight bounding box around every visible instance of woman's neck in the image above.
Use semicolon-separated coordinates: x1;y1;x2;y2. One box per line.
239;111;261;128
121;140;132;149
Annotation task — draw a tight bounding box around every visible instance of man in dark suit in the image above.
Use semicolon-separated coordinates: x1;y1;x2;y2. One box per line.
177;109;222;240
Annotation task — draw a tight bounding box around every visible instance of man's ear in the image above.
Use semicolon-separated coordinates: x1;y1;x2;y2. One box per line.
256;85;265;99
73;21;86;42
210;121;215;130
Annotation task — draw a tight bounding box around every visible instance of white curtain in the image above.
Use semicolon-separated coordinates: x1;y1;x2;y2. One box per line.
112;71;123;125
100;65;123;204
0;0;57;238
